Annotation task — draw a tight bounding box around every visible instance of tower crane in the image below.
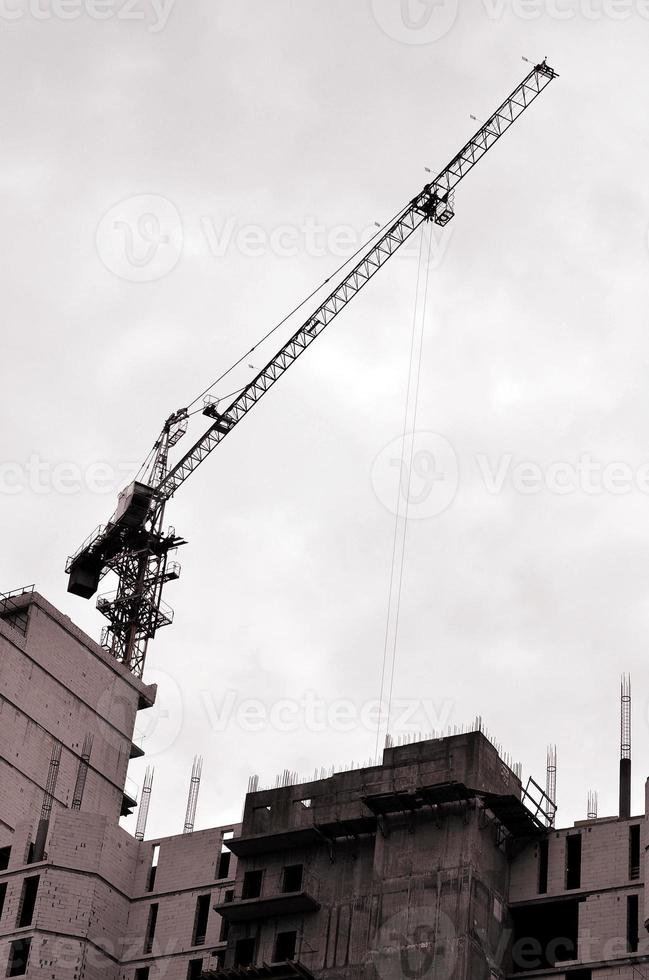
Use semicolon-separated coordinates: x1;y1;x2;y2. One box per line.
66;61;558;678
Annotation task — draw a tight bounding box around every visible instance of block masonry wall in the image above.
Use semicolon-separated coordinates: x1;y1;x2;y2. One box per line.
0;592;155;848
504;800;647;976
0;810;239;980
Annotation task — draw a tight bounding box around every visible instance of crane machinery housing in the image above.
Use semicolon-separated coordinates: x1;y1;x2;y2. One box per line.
66;60;558;679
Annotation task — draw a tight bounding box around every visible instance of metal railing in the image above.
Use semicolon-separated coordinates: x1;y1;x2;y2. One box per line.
65;525;106;570
0;585;35;636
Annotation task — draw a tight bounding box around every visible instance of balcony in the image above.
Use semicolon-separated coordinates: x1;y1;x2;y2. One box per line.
214;867;320;923
226;809;377;858
121;790;138;817
226;826;322;858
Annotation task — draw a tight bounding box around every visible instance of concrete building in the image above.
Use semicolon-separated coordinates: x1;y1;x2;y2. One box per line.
1;587;648;979
213;748;646;979
0;589;238;980
214;730;528;977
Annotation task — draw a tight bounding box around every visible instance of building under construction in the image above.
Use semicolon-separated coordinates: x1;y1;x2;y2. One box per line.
0;588;646;979
4;56;642;980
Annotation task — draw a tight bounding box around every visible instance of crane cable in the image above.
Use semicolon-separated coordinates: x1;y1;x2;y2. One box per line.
134;202;414;487
374;220;434;758
183;202;413;414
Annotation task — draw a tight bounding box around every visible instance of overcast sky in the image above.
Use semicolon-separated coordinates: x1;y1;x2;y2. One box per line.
3;0;649;838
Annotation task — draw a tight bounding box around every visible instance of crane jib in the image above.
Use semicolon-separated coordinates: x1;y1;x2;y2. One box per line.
156;61;556;505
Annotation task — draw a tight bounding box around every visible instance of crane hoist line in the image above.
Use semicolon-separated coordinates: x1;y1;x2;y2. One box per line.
66;60;558;679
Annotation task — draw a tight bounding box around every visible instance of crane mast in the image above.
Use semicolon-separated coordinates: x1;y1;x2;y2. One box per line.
66;60;557;678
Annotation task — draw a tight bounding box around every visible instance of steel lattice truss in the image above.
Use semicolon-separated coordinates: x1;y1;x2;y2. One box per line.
97;543;180;676
157;61;557;503
66;61;557;677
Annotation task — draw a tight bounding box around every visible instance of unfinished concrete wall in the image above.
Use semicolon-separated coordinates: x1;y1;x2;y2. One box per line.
223;732;517;979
